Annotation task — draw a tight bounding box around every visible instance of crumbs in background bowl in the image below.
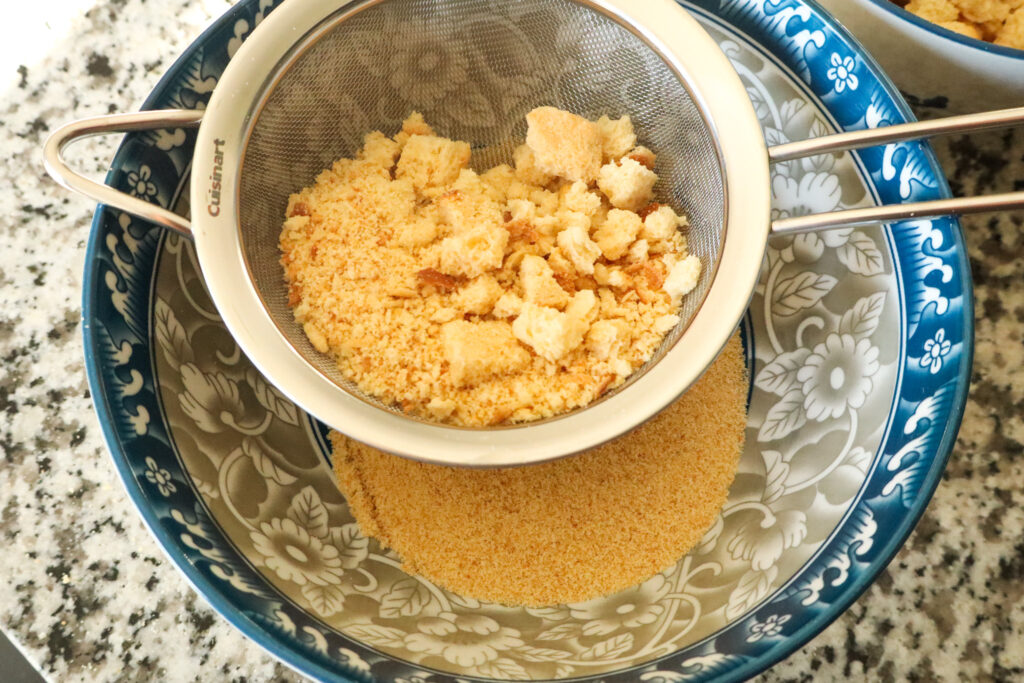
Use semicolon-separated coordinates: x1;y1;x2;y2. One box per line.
280;108;701;427
897;0;1024;47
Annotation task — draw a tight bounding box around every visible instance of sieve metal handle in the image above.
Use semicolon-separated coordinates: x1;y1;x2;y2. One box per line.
43;110;204;237
768;106;1024;235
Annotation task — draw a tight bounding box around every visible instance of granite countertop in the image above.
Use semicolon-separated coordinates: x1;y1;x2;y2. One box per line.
1;1;1022;681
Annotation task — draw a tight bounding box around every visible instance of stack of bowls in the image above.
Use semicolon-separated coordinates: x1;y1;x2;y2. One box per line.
819;0;1024;113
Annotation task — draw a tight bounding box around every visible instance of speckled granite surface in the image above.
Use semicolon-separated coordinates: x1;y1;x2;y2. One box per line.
0;1;1021;681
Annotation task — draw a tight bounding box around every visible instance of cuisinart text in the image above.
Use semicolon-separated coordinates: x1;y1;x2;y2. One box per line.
207;138;225;216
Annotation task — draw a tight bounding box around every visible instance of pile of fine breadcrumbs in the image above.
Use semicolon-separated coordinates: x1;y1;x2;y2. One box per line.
331;335;747;607
280;107;701;426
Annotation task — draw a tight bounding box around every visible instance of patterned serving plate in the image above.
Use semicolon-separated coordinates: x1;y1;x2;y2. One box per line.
82;0;972;681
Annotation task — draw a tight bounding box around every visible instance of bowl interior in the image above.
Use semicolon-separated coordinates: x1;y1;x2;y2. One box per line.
863;0;1024;57
82;0;971;681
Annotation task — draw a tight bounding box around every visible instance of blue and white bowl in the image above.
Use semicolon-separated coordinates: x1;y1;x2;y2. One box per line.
82;0;971;680
819;0;1024;113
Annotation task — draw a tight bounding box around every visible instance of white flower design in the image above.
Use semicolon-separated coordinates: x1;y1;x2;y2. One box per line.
250;517;344;586
771;171;842;220
404;612;523;667
177;364;245;433
746;613;791;643
798;333;880;421
727;509;808;571
568;573;670;637
920;328;951;374
126;165;157;200
776;232;825;265
143;456;176;496
826;53;858;93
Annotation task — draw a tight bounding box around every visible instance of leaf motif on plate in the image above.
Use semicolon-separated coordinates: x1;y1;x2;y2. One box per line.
288;485;330;539
537;622;583;641
345;624;406;648
837;231;884;276
328;523;369;569
245;367;299;426
758;389;808;442
838;292;886;339
379;577;432;619
800;118;835;173
302;583;346;617
762;450;790;503
579;632;634;661
842;446;873;473
725;567;778;621
772;272;837;316
779;98;805;126
447;592;481;610
242;437;297;486
476;657;530;680
515;645;573;662
154;298;193;370
755;348;812;396
764;127;798;177
746;85;770;122
178;363;240;433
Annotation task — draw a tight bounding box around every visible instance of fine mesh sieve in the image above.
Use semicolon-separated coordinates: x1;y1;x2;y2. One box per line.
238;0;726;420
46;0;1024;465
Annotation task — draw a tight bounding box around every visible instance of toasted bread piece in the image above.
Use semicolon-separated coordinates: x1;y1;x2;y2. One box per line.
526;107;603;183
442;320;530;387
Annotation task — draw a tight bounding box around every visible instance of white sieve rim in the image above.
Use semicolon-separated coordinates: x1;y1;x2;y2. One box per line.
190;0;770;467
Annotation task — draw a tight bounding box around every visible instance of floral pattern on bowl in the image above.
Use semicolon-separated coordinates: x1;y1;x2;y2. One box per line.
82;0;971;681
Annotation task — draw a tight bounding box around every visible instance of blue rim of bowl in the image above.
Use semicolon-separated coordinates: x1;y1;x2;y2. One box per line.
78;0;974;681
79;5;357;682
675;1;974;679
862;0;1024;59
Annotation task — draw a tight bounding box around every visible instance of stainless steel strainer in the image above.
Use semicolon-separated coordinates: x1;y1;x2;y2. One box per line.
45;0;1024;467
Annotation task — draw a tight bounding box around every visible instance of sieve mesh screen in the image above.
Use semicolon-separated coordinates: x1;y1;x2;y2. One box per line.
238;0;726;424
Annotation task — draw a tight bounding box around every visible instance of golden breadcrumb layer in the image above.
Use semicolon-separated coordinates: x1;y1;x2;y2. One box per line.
330;334;747;607
280;109;701;426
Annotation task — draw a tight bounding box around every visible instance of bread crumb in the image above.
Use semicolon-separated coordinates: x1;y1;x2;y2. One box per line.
629;238;650;263
393;111;434;147
559;180;603;216
594;209;643;261
492;292;523;318
437;223;508;278
996;6;1024;46
585;319;623;360
455;275;504;315
520;254;570;309
442;320;529;388
556;222;602;275
395;134;471;192
627;145;657;170
595;114;637;161
513;144;555;187
330;334;748;606
525;106;603;183
664;255;702;303
512;290;595;362
281;110;698;426
598;157;658;211
903;0;1024;45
